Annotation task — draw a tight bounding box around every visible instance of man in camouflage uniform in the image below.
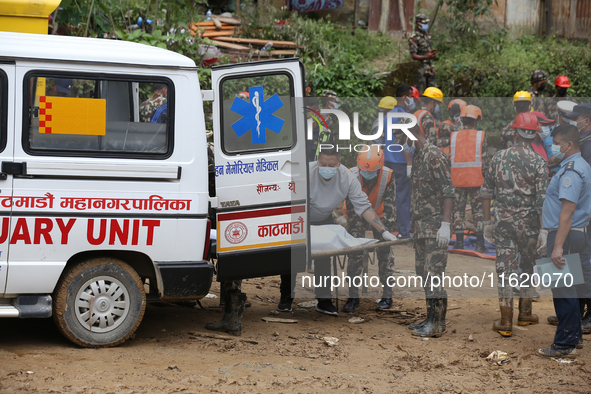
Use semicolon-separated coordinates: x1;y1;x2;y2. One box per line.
544;76;577;121
480;112;548;338
528;70;547;113
409;14;437;93
392;119;455;338
344;146;396;312
415;87;443;145
140;83;167;122
500;91;532;149
436;99;466;156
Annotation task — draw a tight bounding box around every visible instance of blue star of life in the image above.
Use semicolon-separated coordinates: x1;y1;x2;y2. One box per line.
230;86;285;144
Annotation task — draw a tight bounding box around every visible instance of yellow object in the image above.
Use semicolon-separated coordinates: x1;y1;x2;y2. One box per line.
0;0;61;34
423;87;444;103
513;91;532;103
39;96;106;135
378;96;397;110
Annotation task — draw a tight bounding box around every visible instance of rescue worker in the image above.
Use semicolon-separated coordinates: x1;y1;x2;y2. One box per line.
450;105;488;253
415;87;443;144
343;146;396;312
528;69;547;112
480;112;549;338
500;91;532;149
140;83;167;122
409;14;437;92
437;99;467;156
392;120;454;338
539;124;591;357
544;76;576;121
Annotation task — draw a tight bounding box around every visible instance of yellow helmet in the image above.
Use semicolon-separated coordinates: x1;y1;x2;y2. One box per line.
378;96;397;110
422;87;443;103
513;91;532;103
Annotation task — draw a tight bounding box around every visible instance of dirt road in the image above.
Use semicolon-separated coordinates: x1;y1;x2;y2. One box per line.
1;244;590;393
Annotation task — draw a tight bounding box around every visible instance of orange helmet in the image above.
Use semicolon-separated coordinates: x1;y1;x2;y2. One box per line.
357;145;384;172
460;105;482;121
555;76;571;88
448;99;467;114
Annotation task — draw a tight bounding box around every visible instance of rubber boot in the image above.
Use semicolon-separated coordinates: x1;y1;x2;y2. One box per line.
474;232;487;253
205;291;246;336
377;286;393;310
412;298;445;338
493;298;514;337
453;232;464;250
409;298;430;330
440;296;448;333
517;286;539;326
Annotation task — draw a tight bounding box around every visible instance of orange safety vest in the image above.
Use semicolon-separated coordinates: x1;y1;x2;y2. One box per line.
450;129;485;188
343;167;393;218
413;109;429;137
437;119;455;155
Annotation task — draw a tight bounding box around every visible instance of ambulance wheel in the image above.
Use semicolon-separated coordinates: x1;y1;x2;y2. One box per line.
53;257;146;348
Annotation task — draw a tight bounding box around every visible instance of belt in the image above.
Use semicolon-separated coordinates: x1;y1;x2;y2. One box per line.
547;227;586;233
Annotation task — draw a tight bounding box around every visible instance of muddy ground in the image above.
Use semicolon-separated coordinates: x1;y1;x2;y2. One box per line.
1;243;590;393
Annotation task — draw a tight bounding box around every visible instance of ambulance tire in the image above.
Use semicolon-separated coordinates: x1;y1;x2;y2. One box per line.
53;257;146;348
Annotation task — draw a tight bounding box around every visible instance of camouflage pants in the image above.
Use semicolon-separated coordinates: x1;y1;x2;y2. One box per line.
415;238;448;298
453;186;484;233
416;66;437;93
494;220;538;299
221;280;242;296
347;228;395;297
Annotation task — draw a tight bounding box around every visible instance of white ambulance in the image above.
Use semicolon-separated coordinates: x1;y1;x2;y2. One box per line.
0;32;308;347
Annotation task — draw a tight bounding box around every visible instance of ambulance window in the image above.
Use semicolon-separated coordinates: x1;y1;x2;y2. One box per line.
24;74;173;158
220;73;294;154
0;71;6;153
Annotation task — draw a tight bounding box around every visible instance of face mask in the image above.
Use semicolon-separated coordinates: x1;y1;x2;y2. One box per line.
420;23;429;31
406;97;416;111
402;139;416;153
557;87;568;96
360;170;378;180
434;104;441;116
319;166;337;180
538;126;551;139
569;118;586;131
551;142;570;160
538;82;547;92
330;101;339;110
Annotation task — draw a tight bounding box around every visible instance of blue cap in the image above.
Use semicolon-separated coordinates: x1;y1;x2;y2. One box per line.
564;103;591;119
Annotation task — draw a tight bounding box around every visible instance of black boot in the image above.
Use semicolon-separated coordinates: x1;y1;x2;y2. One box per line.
475;232;487;253
205;292;246;336
409;298;430;330
377;286;393;310
412;298;446;338
343;298;359;313
440;297;448;333
454;232;464;250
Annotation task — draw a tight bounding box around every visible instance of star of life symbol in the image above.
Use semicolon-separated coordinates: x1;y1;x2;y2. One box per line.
230;86;285;144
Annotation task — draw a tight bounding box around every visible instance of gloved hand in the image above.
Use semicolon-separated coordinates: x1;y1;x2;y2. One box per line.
537;229;548;255
436;222;451;248
406;165;412;178
382;231;397;241
483;220;494;244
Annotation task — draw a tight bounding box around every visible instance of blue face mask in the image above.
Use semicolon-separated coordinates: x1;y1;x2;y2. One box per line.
420;23;429;31
551;142;569;160
402;139;416;153
319;166;338;180
434;104;441;116
406;97;416;111
360;170;378;180
538;126;551;139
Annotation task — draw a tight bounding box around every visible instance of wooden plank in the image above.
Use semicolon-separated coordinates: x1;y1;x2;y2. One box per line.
214;36;299;47
210;40;250;51
201;30;238;38
251;49;297;57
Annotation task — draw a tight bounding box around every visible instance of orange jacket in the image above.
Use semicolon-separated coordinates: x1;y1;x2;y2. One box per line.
413;109;429;137
450;129;485;188
343;167;393;218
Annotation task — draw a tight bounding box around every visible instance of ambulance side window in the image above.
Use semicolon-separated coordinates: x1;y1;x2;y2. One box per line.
220;73;294;154
24;74;173;158
0;71;6;152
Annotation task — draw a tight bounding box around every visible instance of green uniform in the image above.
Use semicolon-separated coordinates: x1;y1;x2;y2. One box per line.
479;142;548;298
411;141;455;297
500;120;515;149
436;119;461;154
140;94;167;123
527;87;544;113
409;30;437;92
417;110;437;146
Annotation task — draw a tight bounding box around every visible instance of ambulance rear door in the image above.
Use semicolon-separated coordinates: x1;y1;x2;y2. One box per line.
211;59;308;281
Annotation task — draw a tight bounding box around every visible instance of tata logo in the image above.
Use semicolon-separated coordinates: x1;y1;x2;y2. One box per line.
220;200;240;208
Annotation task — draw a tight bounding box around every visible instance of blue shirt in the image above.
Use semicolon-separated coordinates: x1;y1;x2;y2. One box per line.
543;152;591;229
383;105;407;164
542;134;559;174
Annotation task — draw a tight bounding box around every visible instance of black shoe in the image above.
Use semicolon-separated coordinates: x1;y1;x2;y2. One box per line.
582;315;591;334
547;315;558;325
577;337;584;350
454;232;464;250
377;298;392;310
538;344;577;358
315;299;338;316
278;296;294;312
343;298;359;313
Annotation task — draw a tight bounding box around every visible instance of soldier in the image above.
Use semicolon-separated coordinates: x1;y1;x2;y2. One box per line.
139;83;167;122
500;91;532;149
414;87;443;144
544;76;577;121
480;112;549;338
343;146;396;312
528;70;547;113
451;105;488;253
392;119;454;338
409;14;437;92
437;99;466;156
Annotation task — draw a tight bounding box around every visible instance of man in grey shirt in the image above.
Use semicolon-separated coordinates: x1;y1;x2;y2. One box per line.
279;147;397;315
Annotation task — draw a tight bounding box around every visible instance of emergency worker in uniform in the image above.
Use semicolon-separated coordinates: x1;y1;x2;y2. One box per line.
343;146;396;312
480;112;549;338
450;105;488;252
544;76;576;121
528;70;547;113
500;91;532;149
436;99;466;156
409;14;437;92
414;87;443;144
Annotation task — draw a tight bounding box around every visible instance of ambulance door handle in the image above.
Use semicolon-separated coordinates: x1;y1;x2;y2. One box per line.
1;162;27;177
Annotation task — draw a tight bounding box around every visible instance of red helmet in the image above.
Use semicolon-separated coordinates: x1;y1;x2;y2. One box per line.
411;86;419;98
511;112;540;131
555;76;571;88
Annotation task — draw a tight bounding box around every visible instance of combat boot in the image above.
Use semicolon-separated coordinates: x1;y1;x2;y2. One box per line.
343;298;359;312
440;296;448;333
474;232;488;253
453;232;464;250
517;286;539;326
377;286;393;310
205;291;246;336
412;298;446;338
493;298;514;337
409;298;430;330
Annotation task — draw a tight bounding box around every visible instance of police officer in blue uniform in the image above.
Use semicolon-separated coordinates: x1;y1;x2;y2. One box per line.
539;124;591;358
